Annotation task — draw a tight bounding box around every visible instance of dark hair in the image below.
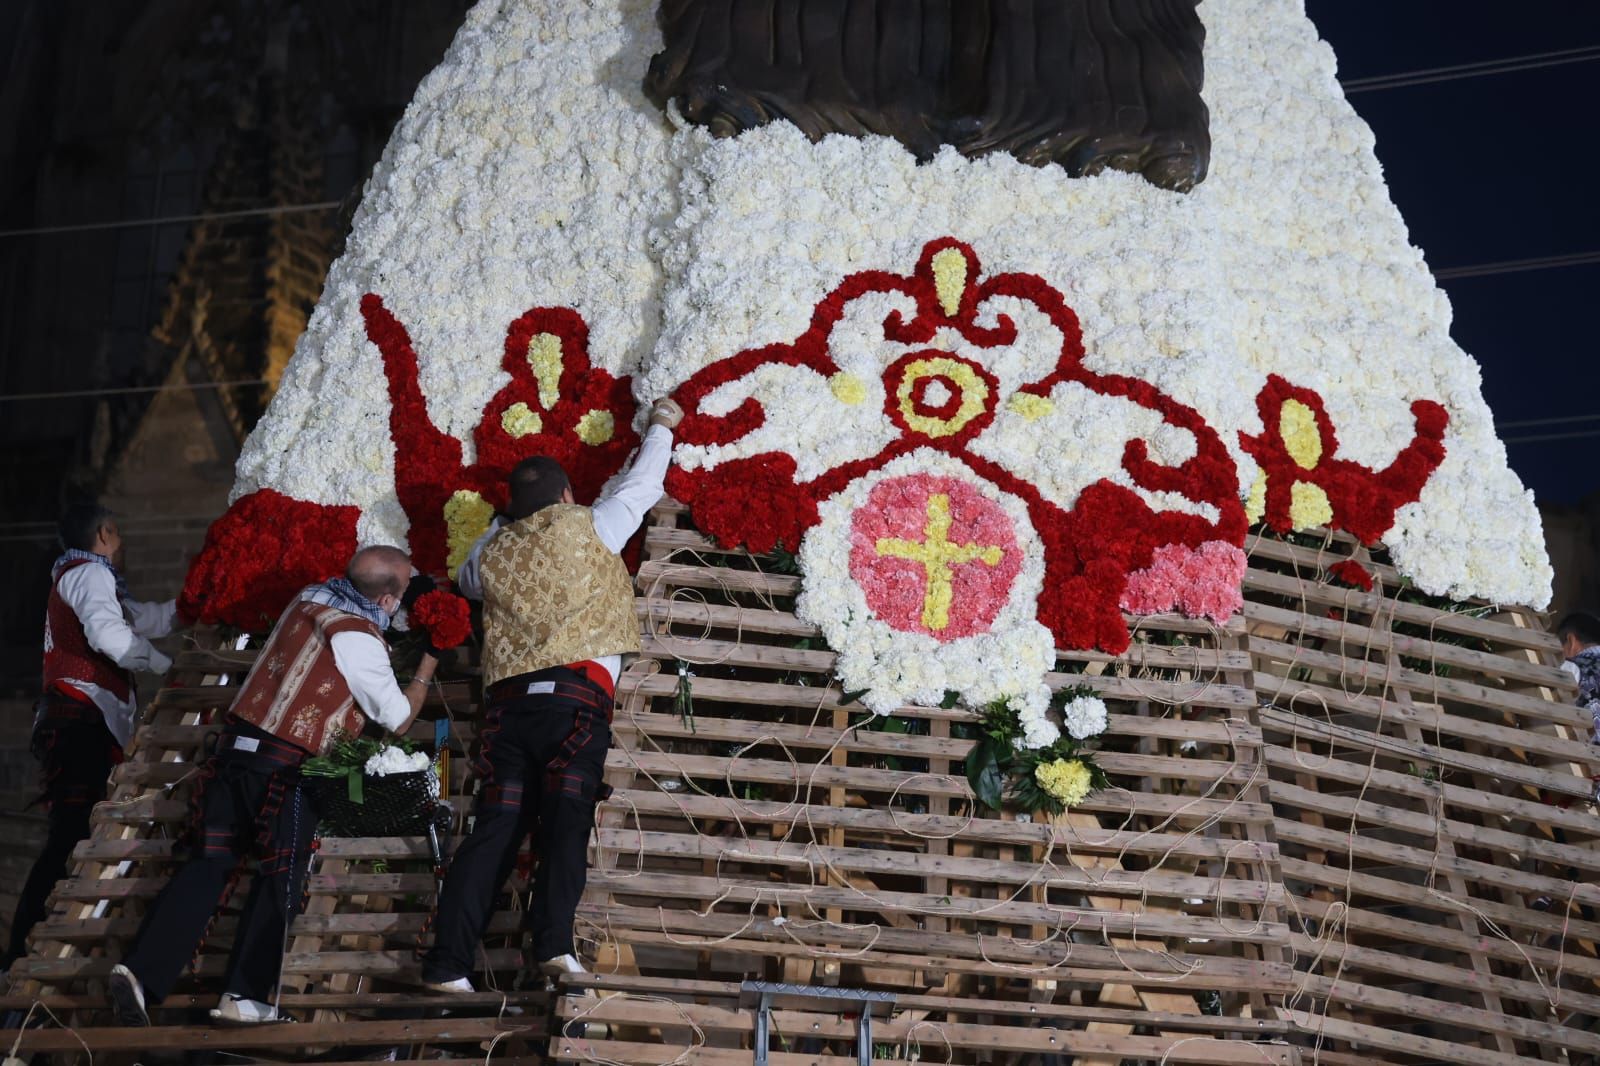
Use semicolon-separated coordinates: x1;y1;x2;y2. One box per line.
346;545;410;601
507;456;571;519
1557;611;1600;648
59;502;114;552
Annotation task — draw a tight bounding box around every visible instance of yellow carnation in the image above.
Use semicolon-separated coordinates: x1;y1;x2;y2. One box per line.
1034;758;1094;808
500;402;542;439
829;371;867;405
575;409;615;446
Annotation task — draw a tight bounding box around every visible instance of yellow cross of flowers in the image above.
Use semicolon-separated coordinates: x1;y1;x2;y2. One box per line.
875;493;1004;631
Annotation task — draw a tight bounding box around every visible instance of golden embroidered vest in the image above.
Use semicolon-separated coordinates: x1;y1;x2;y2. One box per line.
231;600;385;755
479;504;639;687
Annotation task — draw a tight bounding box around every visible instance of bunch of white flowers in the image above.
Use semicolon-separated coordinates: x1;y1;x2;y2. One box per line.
363;746;433;777
1061;694;1110;741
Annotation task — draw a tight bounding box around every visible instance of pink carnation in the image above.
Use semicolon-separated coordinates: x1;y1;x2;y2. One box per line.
1119;541;1246;624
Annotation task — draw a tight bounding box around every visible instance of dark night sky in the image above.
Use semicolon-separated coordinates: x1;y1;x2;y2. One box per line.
1303;1;1600;507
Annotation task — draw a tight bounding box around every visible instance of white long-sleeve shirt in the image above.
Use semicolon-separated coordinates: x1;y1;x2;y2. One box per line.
456;423;673;682
328;631;413;733
53;564;177;746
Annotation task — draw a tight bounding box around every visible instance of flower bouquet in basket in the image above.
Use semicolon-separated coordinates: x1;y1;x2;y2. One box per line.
303;583;471;837
302;734;447;838
965;685;1111;816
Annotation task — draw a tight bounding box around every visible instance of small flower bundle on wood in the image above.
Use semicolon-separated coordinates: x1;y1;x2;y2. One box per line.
965;684;1111;815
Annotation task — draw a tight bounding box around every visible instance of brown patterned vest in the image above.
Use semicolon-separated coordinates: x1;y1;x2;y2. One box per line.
479;504;639;687
231;600;386;755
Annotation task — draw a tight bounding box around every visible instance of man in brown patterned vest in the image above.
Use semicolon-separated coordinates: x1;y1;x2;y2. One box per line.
422;397;681;991
109;546;438;1027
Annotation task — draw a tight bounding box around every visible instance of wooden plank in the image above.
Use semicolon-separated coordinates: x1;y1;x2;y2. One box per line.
590;828;1283;905
0;1016;545;1054
1258;706;1593;800
1242;600;1574;690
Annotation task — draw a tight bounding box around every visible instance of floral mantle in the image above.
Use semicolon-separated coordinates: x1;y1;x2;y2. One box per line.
179;0;1551;739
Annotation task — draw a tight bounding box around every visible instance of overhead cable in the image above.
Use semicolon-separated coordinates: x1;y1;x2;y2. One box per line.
0;379;269;403
1341;45;1600;93
0;201;342;240
1502;428;1600;445
1496;413;1600;431
1435;250;1600;281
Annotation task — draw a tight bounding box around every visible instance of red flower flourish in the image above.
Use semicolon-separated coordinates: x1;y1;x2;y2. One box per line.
411;588;473;650
180;489;359;631
668;237;1248;654
1239;374;1448;545
361;294;638;575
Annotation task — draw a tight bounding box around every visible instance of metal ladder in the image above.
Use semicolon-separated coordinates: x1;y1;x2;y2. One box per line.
739;981;898;1066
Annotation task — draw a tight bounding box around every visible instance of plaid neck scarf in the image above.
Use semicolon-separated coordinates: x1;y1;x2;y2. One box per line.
53;549;128;599
300;577;391;630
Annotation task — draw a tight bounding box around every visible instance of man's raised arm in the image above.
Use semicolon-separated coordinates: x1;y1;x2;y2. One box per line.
590;398;682;554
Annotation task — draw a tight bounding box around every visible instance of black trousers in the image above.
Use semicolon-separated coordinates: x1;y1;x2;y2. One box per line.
122;724;318;1004
5;702;119;966
421;668;611;981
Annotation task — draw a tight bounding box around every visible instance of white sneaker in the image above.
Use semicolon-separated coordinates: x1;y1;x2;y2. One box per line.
210;994;286;1025
424;976;474;994
539;953;588;977
108;964;150;1027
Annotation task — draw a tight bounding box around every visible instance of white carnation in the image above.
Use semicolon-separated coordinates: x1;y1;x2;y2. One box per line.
364;746;433;777
1061;695;1109;741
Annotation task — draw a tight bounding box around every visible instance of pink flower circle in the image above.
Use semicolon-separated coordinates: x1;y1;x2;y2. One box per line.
849;474;1022;641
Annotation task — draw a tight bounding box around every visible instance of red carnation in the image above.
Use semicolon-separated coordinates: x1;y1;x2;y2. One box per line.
180;489;359;631
412;589;472;650
1328;559;1375;593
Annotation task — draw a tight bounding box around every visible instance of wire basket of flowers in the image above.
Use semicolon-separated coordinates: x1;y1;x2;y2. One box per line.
302;735;448;838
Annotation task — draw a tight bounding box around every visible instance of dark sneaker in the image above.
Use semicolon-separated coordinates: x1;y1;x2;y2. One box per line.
108;964;150;1026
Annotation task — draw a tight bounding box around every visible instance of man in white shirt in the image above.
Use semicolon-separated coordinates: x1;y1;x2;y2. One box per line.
421;399;679;992
110;546;437;1027
4;504;182;971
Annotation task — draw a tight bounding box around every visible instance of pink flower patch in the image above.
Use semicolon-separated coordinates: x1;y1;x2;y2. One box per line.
849;474;1022;640
1120;541;1247;624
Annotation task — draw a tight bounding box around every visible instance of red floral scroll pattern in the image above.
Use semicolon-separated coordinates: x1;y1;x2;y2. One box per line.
180;488;359;631
1239;373;1448;545
361;294;638;574
667;237;1249;655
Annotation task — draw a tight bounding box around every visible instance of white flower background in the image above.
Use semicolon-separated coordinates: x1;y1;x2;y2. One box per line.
230;0;1553;714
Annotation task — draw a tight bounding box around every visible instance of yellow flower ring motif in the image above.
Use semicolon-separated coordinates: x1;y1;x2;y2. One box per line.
882;351;999;445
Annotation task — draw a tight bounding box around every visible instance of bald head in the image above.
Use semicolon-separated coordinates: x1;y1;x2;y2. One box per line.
347;545;411;603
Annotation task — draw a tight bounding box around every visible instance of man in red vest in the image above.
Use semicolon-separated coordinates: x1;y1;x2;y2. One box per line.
4;503;183;972
108;545;438;1027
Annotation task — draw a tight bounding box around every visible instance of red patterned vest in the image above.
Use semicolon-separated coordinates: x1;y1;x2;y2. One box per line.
230;600;386;755
43;558;132;703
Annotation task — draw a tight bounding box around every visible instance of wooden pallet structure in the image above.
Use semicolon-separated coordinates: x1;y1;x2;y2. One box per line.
3;501;1596;1064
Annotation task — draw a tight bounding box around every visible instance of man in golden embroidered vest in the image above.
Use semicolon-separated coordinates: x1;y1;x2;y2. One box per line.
422;397;681;991
110;546;439;1027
